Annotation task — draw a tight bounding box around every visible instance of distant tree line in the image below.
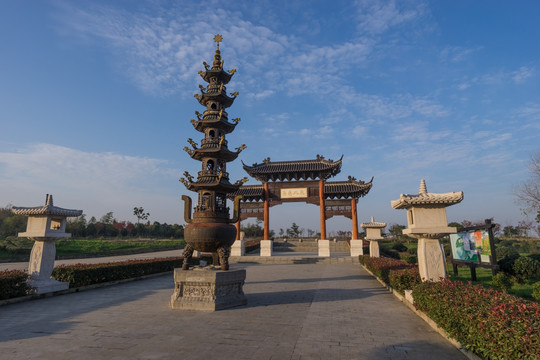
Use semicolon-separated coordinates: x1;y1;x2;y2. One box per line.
0;206;184;240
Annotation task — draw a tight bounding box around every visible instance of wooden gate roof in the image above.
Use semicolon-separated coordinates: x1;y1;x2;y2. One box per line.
242;155;342;182
229;176;373;202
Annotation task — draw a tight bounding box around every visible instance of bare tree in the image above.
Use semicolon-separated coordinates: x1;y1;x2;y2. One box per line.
514;152;540;215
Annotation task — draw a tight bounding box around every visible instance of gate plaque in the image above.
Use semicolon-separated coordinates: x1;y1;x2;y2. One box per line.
281;188;308;199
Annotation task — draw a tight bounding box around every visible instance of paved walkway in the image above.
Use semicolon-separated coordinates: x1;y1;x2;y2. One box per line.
0;253;466;360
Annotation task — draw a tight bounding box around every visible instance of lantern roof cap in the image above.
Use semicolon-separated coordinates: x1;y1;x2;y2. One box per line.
391;180;463;209
11;194;83;217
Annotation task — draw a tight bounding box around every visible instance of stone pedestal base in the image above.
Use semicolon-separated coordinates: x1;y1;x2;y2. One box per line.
369;240;380;258
231;238;245;256
170;268;247;311
318;239;330;257
417;238;447;282
27;279;69;295
260;240;273;256
28;239;56;281
350;240;364;256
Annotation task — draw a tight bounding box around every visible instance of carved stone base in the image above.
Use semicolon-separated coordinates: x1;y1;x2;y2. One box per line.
318;239;330;257
27;279;69;295
170;268;247;311
369;240;380;258
350;239;364;256
260;240;273;257
417;238;447;282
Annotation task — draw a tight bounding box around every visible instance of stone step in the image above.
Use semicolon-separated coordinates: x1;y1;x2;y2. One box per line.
230;255;359;265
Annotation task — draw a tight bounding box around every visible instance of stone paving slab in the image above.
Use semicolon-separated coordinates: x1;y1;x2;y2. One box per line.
0;262;466;360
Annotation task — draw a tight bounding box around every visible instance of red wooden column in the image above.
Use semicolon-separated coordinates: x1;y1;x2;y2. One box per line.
235;220;241;240
263;182;270;239
319;179;326;240
351;198;358;240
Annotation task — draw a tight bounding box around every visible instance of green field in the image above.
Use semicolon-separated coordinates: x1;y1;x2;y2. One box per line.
0;238;185;261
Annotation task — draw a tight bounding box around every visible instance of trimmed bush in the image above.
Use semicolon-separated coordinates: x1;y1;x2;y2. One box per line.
496;246;519;261
513;257;540;284
0;270;29;299
388;267;421;294
413;279;540;360
52;257;184;288
498;254;520;276
391;242;408;252
532;282;540;301
405;255;417;264
492;272;513;292
380;247;400;260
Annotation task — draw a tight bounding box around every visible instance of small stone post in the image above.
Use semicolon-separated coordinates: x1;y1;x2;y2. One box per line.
359;217;386;257
391;180;463;282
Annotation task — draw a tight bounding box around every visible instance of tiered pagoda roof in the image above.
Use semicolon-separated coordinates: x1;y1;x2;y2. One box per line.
361;216;387;229
242;155;343;182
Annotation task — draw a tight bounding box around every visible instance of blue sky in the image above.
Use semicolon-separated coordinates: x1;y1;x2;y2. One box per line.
0;0;539;235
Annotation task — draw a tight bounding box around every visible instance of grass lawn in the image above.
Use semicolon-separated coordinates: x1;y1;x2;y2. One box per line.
0;238;185;261
447;263;536;299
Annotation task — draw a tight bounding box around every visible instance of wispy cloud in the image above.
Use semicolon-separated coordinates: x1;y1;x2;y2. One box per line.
354;0;426;35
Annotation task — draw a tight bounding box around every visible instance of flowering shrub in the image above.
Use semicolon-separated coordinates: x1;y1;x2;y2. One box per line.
0;269;29;299
52;257;184;288
413;279;540;360
359;255;421;293
388;267;421;294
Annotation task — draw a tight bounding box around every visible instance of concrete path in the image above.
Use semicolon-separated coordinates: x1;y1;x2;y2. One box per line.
0;261;466;360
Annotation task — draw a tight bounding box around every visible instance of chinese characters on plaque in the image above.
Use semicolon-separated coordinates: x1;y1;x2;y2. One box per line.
280;188;308;199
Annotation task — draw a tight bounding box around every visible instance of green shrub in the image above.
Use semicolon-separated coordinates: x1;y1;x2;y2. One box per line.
407;247;417;255
52;257;184;287
496;246;519;260
405;255;417;264
532;282;540;301
413;279;540;359
391;242;408;252
388;267;421;294
498;254;520;275
513;257;540;284
0;236;34;254
380;247;400;260
0;270;29;299
492;272;513;292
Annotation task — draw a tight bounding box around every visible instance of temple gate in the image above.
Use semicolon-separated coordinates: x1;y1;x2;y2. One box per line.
229;155;373;253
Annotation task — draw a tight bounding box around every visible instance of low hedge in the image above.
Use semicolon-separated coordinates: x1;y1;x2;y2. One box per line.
359;255;418;287
0;270;29;299
51;257;185;288
413;279;540;360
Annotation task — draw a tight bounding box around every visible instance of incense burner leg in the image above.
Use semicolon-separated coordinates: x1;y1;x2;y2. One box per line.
217;245;231;271
182;244;194;270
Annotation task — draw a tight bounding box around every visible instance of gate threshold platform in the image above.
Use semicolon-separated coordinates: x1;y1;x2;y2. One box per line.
230;252;359;264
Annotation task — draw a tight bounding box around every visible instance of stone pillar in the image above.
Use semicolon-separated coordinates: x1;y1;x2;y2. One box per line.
27;238;69;294
319;180;326;240
417;236;447;282
351;198;358;240
260;182;273;256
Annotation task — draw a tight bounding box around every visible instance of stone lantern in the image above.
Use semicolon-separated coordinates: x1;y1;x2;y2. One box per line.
391;180;463;282
360;216;386;257
12;194;82;294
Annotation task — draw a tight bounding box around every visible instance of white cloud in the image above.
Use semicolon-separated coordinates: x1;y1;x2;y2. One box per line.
512;66;534;84
354;0;425;35
0;143;181;223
